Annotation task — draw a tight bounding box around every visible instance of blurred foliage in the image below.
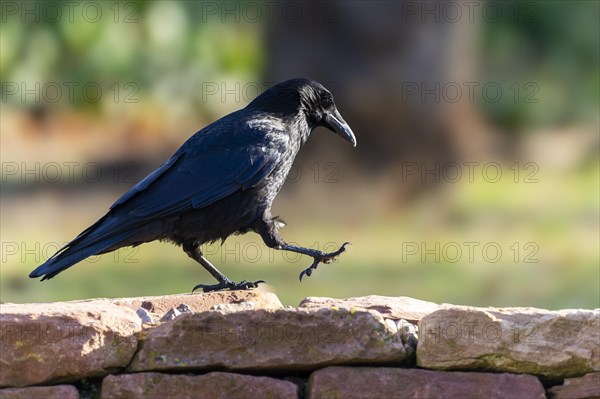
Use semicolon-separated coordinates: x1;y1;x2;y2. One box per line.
481;1;599;132
1;1;264;119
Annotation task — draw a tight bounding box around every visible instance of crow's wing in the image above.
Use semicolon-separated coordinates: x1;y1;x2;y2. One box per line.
111;123;284;221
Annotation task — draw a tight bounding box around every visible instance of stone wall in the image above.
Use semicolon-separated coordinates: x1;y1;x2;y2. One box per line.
1;292;598;398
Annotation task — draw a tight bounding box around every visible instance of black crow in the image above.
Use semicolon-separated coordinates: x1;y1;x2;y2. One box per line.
29;78;356;292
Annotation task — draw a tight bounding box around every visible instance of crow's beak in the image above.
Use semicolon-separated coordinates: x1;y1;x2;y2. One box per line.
324;109;357;147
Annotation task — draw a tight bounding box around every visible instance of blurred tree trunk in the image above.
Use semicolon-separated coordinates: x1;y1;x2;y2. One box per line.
266;1;492;196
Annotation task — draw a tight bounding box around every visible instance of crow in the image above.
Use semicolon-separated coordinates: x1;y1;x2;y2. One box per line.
29;78;356;292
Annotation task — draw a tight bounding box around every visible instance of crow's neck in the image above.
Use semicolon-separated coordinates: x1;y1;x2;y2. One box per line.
288;112;313;149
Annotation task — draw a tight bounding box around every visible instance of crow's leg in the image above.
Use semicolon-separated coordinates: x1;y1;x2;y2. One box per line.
182;242;264;293
255;218;350;281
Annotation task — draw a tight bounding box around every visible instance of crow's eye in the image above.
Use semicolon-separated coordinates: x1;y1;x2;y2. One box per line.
321;95;333;108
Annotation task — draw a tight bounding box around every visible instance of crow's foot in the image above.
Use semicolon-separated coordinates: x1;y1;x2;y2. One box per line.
192;279;265;293
299;242;350;281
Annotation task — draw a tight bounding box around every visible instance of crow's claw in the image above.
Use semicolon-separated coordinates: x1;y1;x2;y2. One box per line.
299;261;318;281
192;279;266;293
237;280;265;290
322;241;351;262
298;242;351;281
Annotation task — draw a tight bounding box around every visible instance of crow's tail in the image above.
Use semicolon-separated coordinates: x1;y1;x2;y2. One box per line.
29;214;134;281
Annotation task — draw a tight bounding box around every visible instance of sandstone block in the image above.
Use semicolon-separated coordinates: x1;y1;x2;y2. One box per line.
307;367;546;399
129;308;406;372
417;306;600;379
0;385;79;399
548;372;600;399
101;372;297;399
0;302;140;387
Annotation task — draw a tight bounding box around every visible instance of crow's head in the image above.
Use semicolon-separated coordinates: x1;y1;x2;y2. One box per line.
249;78;357;147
